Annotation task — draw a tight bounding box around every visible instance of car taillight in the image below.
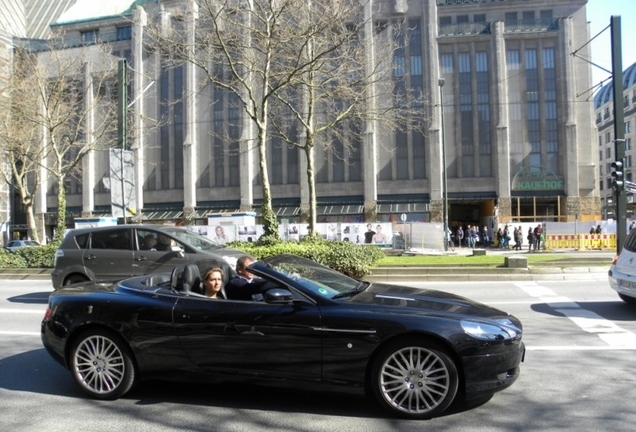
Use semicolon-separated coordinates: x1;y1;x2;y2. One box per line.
612;254;619;265
43;306;52;322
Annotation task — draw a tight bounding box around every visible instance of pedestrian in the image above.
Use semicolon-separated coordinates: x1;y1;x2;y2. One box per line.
527;227;535;252
481;226;490;247
496;227;503;249
595;224;601;234
533;224;543;251
513;227;521;250
630;221;636;232
456;226;464;248
470;226;479;248
503;225;510;249
466;225;473;248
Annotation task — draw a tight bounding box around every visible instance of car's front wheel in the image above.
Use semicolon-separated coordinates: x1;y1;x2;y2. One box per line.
70;329;137;400
371;339;459;419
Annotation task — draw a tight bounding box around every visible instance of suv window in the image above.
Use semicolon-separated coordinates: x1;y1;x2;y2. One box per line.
75;233;89;249
623;229;636;252
90;228;131;250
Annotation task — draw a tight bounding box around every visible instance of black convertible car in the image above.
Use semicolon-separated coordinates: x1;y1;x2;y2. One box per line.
41;254;524;419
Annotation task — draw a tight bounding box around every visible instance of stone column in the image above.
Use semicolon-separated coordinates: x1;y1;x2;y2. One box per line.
363;0;377;221
560;17;580;210
132;5;147;217
82;61;95;217
425;0;442;223
492;21;511;221
182;0;199;218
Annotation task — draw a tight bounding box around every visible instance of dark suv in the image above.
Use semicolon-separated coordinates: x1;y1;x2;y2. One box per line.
51;224;246;289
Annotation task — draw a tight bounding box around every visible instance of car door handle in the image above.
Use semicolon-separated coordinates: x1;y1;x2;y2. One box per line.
135;256;147;261
86;254;97;260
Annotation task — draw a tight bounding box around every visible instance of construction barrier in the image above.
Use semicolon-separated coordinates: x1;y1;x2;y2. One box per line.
545;234;615;250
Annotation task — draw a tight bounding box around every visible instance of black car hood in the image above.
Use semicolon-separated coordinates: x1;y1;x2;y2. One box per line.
351;283;511;320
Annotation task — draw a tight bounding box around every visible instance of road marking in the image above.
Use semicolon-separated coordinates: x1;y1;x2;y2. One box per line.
0;308;45;314
527;346;636;351
515;282;636;348
0;331;40;336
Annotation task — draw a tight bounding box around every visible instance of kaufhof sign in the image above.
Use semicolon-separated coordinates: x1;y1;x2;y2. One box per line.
512;165;563;191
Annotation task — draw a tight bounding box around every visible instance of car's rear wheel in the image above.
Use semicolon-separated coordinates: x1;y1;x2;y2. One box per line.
65;274;89;286
371;339;459;419
618;293;636;305
70;329;137;400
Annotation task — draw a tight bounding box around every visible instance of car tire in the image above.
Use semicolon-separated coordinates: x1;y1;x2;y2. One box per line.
65;274;89;286
69;329;137;400
618;293;636;305
371;339;459;419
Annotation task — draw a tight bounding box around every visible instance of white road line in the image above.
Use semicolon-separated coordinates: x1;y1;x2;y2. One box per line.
515;282;636;348
0;331;40;336
527;346;636;351
0;308;45;314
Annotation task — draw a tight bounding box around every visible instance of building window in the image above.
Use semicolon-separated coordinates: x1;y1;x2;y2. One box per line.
457;15;469;24
606;147;612;159
506;50;520;70
473;14;486;23
117;26;132;41
626;120;631;134
505;12;517;23
441;53;453;73
439;16;452;26
540;10;553;19
522;11;535;21
81;30;98;45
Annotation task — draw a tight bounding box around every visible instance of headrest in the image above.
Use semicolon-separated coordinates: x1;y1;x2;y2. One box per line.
182;264;201;294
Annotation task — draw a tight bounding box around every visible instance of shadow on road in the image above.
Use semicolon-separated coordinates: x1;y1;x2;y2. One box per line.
0;349;494;421
7;291;51;305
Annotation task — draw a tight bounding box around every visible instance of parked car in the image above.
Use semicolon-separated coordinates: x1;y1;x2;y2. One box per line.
51;224;247;289
4;239;41;251
41;254;525;419
608;228;636;304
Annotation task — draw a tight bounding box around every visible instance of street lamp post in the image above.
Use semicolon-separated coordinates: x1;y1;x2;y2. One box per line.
439;78;449;251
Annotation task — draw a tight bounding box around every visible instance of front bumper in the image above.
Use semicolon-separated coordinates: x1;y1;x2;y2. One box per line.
462;340;525;399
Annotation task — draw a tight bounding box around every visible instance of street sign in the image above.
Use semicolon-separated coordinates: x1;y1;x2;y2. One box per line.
625;181;636;194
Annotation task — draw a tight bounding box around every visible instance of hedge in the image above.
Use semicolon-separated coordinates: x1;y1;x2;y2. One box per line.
1;237;384;279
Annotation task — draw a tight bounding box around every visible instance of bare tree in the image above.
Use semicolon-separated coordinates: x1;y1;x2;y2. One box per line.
147;0;426;239
269;1;426;235
0;51;45;242
148;0;325;241
0;41;119;242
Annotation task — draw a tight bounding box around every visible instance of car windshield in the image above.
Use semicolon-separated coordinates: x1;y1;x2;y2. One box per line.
161;228;222;251
258;255;362;299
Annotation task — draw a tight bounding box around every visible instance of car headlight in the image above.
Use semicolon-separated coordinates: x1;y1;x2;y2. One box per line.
461;320;518;341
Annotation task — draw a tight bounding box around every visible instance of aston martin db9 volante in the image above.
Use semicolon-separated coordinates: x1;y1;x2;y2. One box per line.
41;254;524;419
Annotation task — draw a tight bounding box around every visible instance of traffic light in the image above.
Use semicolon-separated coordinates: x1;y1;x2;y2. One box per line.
611;159;625;190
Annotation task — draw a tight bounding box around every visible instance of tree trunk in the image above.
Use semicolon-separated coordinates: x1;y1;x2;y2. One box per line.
54;183;67;243
25;202;40;244
304;142;318;236
257;128;279;240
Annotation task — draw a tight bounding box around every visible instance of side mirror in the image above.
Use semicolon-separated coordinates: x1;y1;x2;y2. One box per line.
264;288;294;304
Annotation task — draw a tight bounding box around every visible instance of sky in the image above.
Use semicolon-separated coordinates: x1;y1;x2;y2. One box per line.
587;0;636;86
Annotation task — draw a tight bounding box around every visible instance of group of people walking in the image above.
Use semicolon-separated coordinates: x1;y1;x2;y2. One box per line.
453;225;490;249
451;223;545;252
